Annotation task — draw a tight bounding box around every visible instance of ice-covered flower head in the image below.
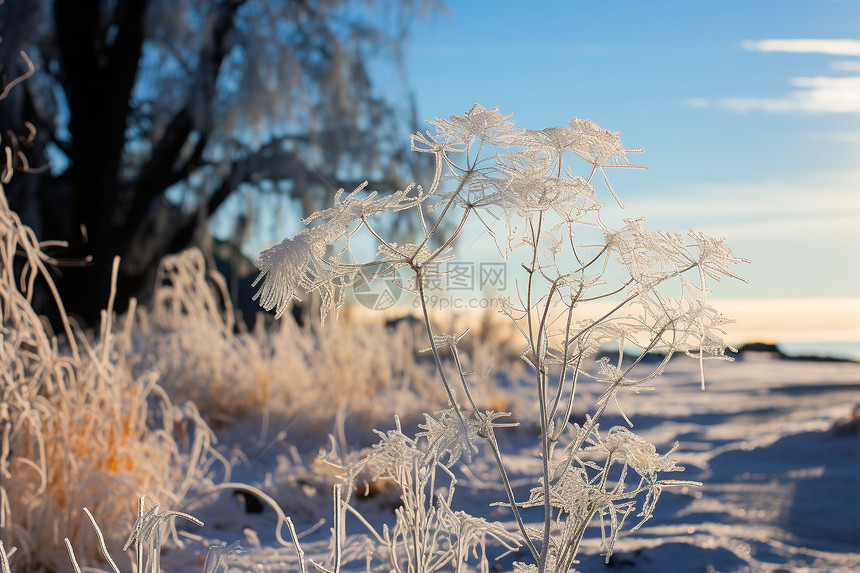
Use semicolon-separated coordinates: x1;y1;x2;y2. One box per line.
429;103;522;148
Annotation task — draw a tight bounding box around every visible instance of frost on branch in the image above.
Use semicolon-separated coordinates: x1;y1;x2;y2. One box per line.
417;408;479;467
584;426;684;479
252;232;317;319
494;150;599;222
525;117;630;167
303;181;422;229
252;180;432;323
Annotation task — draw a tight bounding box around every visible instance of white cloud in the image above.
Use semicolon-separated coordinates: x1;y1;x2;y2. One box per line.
810;131;860;142
742;39;860;56
831;60;860;72
619;170;860;237
721;75;860;113
716;39;860;114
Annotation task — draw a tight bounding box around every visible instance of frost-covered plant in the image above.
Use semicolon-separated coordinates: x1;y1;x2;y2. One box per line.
0;64;227;573
331;415;520;573
46;496;244;573
253;103;747;571
0;185;226;573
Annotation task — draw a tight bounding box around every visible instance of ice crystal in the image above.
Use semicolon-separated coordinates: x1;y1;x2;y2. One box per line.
410;129;466;155
429;103;521;147
417;328;470;354
585;426;683;479
562;117;629;165
121;502;204;573
438;496;520;564
606;218;749;298
605;218;688;289
636;293;738;373
522;467;637;562
686;228;750;285
495;151;598;221
252;181;432;322
202;542;244;573
252;232;317;319
365;427;424;483
377;241;438;268
303;181;422;229
417;408;479;467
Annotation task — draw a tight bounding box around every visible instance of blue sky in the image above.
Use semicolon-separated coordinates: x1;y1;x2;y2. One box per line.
395;0;860;301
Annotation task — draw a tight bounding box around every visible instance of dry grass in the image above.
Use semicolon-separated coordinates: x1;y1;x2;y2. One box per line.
1;174;223;573
0;214;521;571
130;248;529;448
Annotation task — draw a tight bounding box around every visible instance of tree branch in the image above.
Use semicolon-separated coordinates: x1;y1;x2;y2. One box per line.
128;0;244;229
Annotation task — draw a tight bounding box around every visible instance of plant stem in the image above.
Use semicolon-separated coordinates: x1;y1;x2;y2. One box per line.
416;275;467;428
484;427;540;562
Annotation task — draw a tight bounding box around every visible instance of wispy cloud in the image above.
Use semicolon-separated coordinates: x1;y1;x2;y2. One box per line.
621;169;860;238
722;75;860;113
810;131;860;142
693;39;860;114
686;97;710;109
741;38;860;56
831;60;860;72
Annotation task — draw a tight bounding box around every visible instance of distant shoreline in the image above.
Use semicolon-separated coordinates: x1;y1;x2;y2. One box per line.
596;341;860;365
770;341;860;363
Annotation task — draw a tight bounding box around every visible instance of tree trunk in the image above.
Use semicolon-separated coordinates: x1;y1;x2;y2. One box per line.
51;0;149;325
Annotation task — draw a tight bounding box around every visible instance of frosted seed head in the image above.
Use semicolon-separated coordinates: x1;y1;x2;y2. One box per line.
252;233;315;319
430;103;521;148
416;408;478;467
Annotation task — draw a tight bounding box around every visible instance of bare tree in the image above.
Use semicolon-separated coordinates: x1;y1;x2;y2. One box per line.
0;0;437;326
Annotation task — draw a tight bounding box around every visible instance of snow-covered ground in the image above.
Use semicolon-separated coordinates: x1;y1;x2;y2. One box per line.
161;354;860;573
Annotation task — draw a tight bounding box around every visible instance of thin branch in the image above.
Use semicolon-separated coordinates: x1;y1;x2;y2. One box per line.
0;51;35;100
